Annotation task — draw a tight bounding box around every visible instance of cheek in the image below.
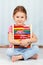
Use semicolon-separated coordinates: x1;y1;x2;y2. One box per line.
14;18;18;21
22;18;26;21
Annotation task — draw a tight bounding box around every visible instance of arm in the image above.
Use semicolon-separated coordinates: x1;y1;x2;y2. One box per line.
8;25;20;45
8;33;20;45
19;33;38;47
30;33;38;43
25;33;38;44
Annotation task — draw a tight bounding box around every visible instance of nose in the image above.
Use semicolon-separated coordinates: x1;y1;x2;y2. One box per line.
18;17;22;21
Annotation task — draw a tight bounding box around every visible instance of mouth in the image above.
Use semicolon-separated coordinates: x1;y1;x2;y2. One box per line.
18;21;22;23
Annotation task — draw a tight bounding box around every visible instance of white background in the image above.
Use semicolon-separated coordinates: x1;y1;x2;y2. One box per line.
0;0;43;45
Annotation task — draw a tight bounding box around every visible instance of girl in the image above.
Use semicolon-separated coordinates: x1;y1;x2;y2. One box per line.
7;6;39;62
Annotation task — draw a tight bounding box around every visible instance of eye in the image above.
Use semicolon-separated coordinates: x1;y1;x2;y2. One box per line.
21;16;24;18
16;16;19;18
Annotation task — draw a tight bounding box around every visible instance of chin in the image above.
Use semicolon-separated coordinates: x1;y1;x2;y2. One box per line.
18;23;23;25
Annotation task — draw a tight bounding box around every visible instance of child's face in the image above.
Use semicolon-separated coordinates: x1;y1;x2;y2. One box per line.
13;12;27;25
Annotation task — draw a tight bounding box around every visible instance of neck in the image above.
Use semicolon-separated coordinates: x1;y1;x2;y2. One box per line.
15;24;25;26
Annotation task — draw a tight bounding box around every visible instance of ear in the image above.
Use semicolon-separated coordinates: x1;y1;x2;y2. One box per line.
25;16;27;20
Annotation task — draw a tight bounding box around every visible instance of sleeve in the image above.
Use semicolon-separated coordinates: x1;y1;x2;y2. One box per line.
8;25;12;34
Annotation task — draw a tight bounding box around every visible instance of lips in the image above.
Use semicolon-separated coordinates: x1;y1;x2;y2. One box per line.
19;21;21;23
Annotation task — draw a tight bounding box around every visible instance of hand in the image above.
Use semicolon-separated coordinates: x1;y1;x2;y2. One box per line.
20;39;31;47
14;39;21;45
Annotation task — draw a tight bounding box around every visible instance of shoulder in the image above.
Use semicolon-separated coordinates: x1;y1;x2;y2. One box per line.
8;24;15;29
8;24;14;33
25;24;32;27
